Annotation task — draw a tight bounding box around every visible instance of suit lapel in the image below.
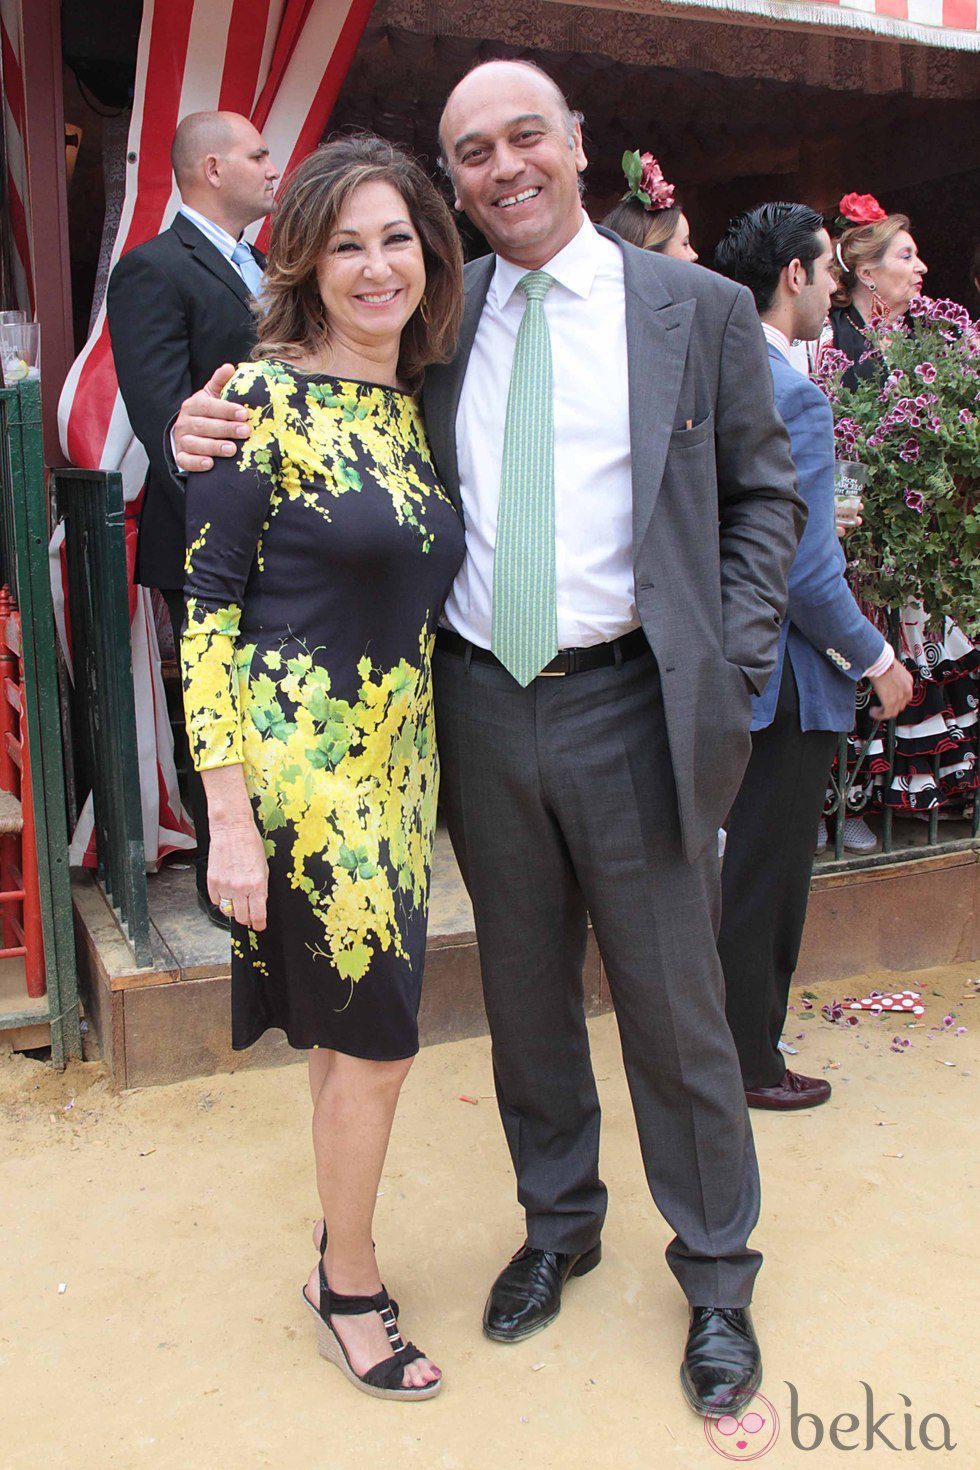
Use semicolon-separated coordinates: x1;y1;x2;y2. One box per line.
613;236;696;553
171;212;253;308
423;255;494;513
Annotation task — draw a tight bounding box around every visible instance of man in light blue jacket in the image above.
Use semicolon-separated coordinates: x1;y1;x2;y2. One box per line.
714;204;912;1111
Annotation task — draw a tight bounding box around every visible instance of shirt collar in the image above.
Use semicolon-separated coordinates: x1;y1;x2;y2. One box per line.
178;203;241;261
491;213;601;309
760;321;793;362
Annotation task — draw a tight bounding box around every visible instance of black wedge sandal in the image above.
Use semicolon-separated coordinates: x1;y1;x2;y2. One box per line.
302;1260;441;1401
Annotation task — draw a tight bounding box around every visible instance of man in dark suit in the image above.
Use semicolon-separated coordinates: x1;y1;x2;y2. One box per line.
107;111;277;925
714;204;912;1109
169;66;802;1413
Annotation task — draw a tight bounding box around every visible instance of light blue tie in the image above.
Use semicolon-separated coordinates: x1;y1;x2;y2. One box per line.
491;270;558;687
231;240;264;298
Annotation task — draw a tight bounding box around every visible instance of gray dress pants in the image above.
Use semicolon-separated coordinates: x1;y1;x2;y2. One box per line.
433;640;762;1307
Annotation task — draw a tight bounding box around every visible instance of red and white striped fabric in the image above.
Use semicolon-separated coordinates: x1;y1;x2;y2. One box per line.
0;0;34;312
671;0;978;46
56;0;374;869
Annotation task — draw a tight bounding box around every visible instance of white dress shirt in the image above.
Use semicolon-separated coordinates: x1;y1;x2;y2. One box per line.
761;321;811;377
178;204;257;287
446;216;637;650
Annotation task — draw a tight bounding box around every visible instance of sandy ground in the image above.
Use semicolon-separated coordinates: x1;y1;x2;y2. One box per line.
1;961;977;1470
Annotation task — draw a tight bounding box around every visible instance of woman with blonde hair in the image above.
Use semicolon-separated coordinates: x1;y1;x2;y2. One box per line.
181;133;465;1399
601;150;698;260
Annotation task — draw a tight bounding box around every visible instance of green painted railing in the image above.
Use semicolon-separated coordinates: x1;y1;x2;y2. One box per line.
53;468;152;967
0;378;81;1066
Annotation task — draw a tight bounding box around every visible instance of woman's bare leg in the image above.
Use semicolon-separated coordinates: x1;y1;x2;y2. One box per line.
305;1050;440;1389
308;1049;333;1252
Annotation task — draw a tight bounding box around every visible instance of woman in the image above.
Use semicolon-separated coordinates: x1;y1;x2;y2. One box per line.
820;196;977;846
826;201;927;389
601;150;698;260
181;135;464;1399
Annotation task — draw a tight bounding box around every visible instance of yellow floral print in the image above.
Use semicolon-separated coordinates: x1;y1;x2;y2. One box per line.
180;359;457;1000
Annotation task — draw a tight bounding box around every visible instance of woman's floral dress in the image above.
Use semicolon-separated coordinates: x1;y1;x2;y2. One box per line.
182;360;464;1057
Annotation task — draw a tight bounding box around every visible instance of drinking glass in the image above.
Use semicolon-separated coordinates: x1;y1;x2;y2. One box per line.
0;321;40;386
834;459;867;529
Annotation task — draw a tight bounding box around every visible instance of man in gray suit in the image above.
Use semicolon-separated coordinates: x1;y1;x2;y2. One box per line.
172;62;803;1415
429;62;802;1415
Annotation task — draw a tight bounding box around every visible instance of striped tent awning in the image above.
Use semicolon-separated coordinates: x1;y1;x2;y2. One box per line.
664;0;978;48
0;0;33;312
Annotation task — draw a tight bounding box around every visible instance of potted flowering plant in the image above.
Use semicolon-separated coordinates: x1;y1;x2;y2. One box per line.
814;295;980;637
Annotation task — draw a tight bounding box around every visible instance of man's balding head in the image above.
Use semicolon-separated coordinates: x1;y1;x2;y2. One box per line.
170;112;277;236
171;112;242;187
439;61;579;175
438;60;587;271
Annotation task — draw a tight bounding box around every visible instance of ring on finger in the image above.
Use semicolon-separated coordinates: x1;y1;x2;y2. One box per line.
218;897;234;915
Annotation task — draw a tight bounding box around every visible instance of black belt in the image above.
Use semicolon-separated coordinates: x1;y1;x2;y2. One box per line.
435;626;649;677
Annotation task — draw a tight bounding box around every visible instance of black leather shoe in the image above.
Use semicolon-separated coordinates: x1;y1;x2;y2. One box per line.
680;1306;762;1417
483;1241;601;1343
197;889;231;930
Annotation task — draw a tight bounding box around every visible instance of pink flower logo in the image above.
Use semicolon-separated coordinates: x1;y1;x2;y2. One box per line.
704;1392;780;1460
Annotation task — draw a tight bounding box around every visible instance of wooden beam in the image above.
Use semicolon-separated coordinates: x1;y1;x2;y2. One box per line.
20;0;72;466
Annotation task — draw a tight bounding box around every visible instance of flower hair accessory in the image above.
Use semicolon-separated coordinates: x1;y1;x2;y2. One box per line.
621;150;675;212
836;192;887;230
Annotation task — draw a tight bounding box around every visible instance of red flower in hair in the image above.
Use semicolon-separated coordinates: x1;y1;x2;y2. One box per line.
838;192;887;226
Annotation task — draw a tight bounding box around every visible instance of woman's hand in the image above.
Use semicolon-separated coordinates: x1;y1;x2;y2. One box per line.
207;818;268;930
201;765;268;929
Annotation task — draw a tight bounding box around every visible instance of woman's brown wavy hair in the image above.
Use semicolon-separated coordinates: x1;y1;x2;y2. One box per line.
253;134;463;391
601;196;682;253
832;213;910;309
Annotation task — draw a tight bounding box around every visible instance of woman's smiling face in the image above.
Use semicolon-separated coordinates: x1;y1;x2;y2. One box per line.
316;179;426;348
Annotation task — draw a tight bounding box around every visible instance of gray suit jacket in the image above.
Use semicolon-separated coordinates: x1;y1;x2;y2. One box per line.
422;227;805;861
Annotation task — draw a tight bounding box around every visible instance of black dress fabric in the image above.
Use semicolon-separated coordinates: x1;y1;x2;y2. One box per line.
181;360;464;1057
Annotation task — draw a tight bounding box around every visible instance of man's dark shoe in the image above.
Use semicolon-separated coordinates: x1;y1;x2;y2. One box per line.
680;1306;762;1417
483;1241;601;1343
197;889;231;931
745;1070;831;1110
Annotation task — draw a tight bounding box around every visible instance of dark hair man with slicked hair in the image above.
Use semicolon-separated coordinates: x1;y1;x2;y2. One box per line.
714;202;826;313
170;63;806;1414
714;202;911;1111
107;111;277;927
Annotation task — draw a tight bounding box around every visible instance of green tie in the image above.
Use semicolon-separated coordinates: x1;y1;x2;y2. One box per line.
491;270;558;687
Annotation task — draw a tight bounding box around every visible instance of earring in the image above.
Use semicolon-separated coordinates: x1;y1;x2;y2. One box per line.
419;295;431;326
868;282;888;321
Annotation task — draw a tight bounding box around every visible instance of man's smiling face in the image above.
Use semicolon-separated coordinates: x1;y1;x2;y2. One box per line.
440;62;587;270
